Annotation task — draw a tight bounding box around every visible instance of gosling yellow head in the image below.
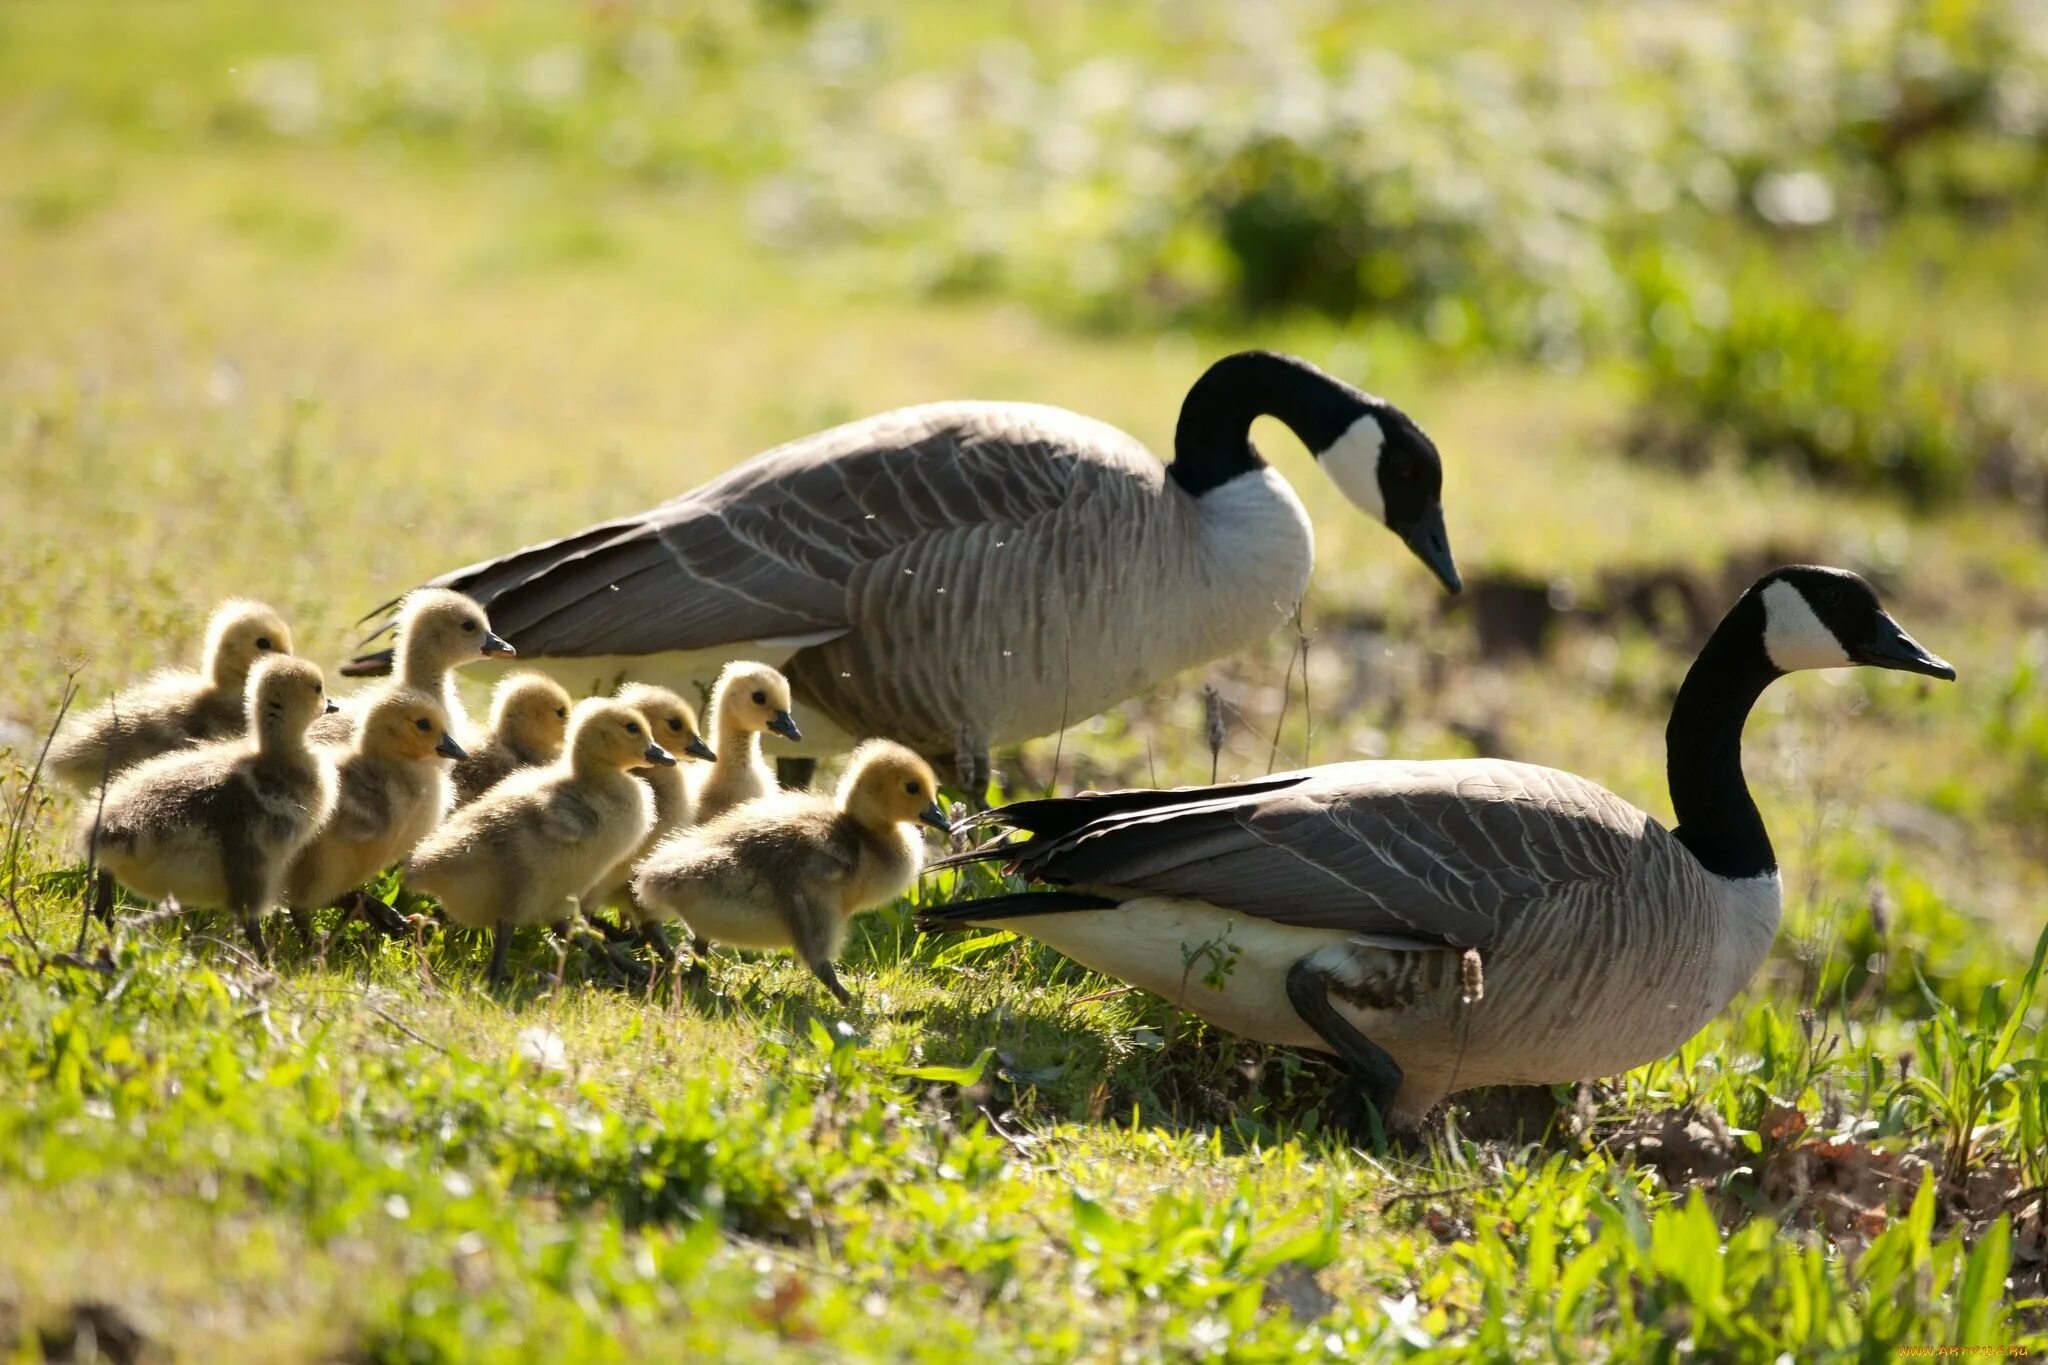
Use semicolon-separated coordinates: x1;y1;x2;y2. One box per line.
247;655;336;748
616;682;716;763
490;672;573;760
569;698;676;774
839;741;948;835
203;598;294;694
356;688;466;764
393;587;514;678
709;661;799;742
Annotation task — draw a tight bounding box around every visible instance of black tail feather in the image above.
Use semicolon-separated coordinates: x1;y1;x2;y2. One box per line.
915;890;1121;933
340;646;395;679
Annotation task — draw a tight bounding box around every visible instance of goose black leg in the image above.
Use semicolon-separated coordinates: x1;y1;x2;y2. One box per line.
1285;956;1403;1145
776;757;818;792
809;959;853;1008
290;908;317;954
638;922;674;964
585;911;639;945
92;869;117;923
486;924;512;988
556;917;649;987
953;744;993;811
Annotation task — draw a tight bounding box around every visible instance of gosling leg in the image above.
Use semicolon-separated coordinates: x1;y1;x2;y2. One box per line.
1285;955;1404;1146
809;959;853;1008
91;869;117;924
486;924;512;988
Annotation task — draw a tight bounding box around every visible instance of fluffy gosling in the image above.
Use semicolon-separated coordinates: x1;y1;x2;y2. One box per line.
284;689;465;931
406;698;674;985
451;672;573;807
587;682;716;912
630;740;947;1004
49;598;294;792
314;588;511;746
690;661;801;822
92;655;339;960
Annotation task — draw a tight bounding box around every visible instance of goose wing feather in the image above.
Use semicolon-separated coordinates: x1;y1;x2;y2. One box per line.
1000;760;1652;949
364;403;1142;660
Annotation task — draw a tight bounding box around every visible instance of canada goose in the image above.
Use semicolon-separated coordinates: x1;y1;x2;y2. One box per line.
406;698;674;985
49;598;295;791
93;655;340;960
284;689;465;926
315;588;511;746
631;740;948;1004
345;351;1459;791
451;672;574;807
690;662;800;823
920;566;1955;1137
586;682;717;911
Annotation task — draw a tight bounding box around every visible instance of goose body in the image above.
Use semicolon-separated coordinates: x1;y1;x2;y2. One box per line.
631;740;948;1002
451;672;572;807
347;353;1459;781
923;567;1955;1132
93;656;339;957
49;599;294;791
286;690;464;912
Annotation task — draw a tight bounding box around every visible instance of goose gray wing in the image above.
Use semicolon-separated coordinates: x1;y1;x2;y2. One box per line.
355;402;1150;662
994;760;1655;949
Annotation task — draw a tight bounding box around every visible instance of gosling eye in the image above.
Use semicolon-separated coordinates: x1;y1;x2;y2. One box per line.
903;780;920;795
626;722;641;735
461;620;479;634
255;636;273;651
750;689;767;705
555;707;568;719
415;717;433;732
667;717;683;732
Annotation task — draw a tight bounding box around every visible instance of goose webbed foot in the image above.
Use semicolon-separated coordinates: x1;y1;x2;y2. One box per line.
776;756;818;792
585;911;639;945
809;958;854;1008
359;893;413;938
1285;955;1403;1148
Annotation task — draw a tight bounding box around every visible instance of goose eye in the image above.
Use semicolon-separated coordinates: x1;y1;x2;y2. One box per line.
415;717;433;732
626;722;641;735
751;689;767;705
667;717;683;731
461;620;478;633
255;637;273;651
903;780;920;795
556;706;568;718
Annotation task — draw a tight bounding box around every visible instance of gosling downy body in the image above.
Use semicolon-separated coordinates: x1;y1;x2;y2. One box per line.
285;689;464;913
587;682;716;909
406;698;674;983
49;598;294;791
689;662;799;823
315;588;511;747
632;740;947;1003
347;351;1459;789
451;672;572;807
93;656;339;958
922;567;1955;1136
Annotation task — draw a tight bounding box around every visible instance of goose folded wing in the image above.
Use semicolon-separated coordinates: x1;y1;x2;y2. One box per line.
1015;763;1648;950
358;404;1102;662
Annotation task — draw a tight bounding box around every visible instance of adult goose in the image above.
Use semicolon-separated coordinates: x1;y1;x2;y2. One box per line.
344;352;1460;792
919;566;1954;1136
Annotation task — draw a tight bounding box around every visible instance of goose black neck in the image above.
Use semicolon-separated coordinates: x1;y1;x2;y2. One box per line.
1170;351;1365;497
1666;593;1781;880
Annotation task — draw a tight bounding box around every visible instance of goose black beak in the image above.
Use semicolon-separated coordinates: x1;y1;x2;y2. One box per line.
1394;504;1462;595
481;631;517;659
767;710;802;743
323;700;342;714
1854;620;1956;681
917;802;950;832
435;733;468;761
643;743;677;767
684;735;717;762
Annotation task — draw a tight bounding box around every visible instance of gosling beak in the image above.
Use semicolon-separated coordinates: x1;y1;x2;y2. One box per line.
684;735;717;762
644;743;677;767
1853;619;1957;681
917;802;950;832
767;710;802;743
435;733;468;761
324;700;342;714
481;631;517;659
1394;503;1462;595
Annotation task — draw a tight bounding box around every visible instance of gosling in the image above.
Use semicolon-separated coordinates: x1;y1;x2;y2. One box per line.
630;740;948;1005
284;689;465;934
451;672;573;807
49;598;294;791
406;698;674;985
690;661;801;822
92;656;339;960
587;682;716;914
314;588;511;746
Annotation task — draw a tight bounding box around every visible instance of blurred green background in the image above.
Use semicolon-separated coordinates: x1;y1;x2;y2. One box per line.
4;1;2048;1356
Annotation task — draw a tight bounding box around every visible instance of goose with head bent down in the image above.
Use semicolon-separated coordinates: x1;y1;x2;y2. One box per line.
919;566;1955;1138
343;351;1460;793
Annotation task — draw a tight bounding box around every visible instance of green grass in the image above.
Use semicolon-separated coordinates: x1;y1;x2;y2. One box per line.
3;0;2047;1357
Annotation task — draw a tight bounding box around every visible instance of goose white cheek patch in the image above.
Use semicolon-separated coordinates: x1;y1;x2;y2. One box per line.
1317;414;1386;521
1760;580;1853;671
